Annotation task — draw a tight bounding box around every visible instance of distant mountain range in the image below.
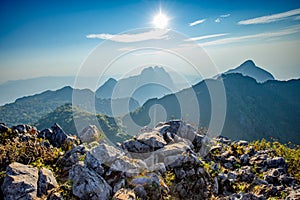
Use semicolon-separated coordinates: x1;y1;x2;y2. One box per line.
1;60;299;144
0;86;139;126
96;66;175;104
0;61;272;106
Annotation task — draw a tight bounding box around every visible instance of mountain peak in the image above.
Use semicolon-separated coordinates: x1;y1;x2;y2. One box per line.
239;60;256;68
140;66;166;76
95;78;117;99
224;60;275;83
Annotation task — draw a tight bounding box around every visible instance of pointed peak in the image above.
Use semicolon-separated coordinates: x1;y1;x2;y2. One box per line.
106;78;117;83
240;60;256;68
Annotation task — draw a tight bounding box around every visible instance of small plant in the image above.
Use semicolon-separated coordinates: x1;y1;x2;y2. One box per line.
164;171;175;187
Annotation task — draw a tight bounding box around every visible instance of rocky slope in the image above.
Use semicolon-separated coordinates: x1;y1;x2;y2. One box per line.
0;121;299;200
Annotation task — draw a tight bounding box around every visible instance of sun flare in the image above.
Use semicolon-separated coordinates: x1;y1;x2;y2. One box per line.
152;12;169;29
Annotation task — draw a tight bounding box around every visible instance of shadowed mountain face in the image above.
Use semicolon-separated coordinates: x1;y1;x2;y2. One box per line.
223;60;275;83
96;78;117;99
96;66;175;105
126;74;300;144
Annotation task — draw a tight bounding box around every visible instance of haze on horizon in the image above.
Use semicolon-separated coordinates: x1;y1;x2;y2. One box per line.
1;0;300;84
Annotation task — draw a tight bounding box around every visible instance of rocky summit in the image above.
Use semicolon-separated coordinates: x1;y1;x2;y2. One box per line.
0;120;299;200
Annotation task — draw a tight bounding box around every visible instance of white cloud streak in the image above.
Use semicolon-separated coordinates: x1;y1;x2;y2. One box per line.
215;13;231;23
200;26;300;46
185;33;229;41
220;14;231;18
238;8;300;25
189;19;206;26
86;29;169;43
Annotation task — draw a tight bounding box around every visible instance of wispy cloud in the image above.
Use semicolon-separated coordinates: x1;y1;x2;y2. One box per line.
189;19;206;26
200;25;300;46
295;15;300;20
238;8;300;25
86;29;169;43
220;14;231;18
185;33;229;41
215;18;221;23
215;13;231;23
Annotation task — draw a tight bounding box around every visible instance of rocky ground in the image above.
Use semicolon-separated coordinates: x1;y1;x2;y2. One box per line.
0;120;299;200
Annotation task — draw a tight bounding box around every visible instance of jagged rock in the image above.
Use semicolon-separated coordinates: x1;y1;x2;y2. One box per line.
0;123;9;132
136;131;167;149
79;125;101;144
38;123;76;147
38;168;58;197
155;120;198;142
69;163;112;200
121;131;167;153
121;139;151;153
2;162;39;200
144;141;193;168
90;142;123;165
12;124;34;134
240;154;250;165
1;162;59;199
58;145;87;179
84;151;105;176
113;188;136;200
267;157;287;169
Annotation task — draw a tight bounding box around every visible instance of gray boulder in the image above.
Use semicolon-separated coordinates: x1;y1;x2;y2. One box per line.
69;163;112;200
90;142;123;165
79;125;101;144
136;131;167;149
2;162;39;200
110;155;147;174
122;131;167;153
2;162;58;199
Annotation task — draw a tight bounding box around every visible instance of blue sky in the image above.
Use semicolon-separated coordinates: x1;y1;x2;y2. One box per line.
1;0;300;84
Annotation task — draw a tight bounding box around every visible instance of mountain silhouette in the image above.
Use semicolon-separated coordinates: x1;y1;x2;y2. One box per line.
96;66;175;104
222;60;275;83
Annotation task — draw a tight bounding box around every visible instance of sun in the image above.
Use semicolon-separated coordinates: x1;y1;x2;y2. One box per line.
152;12;169;29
